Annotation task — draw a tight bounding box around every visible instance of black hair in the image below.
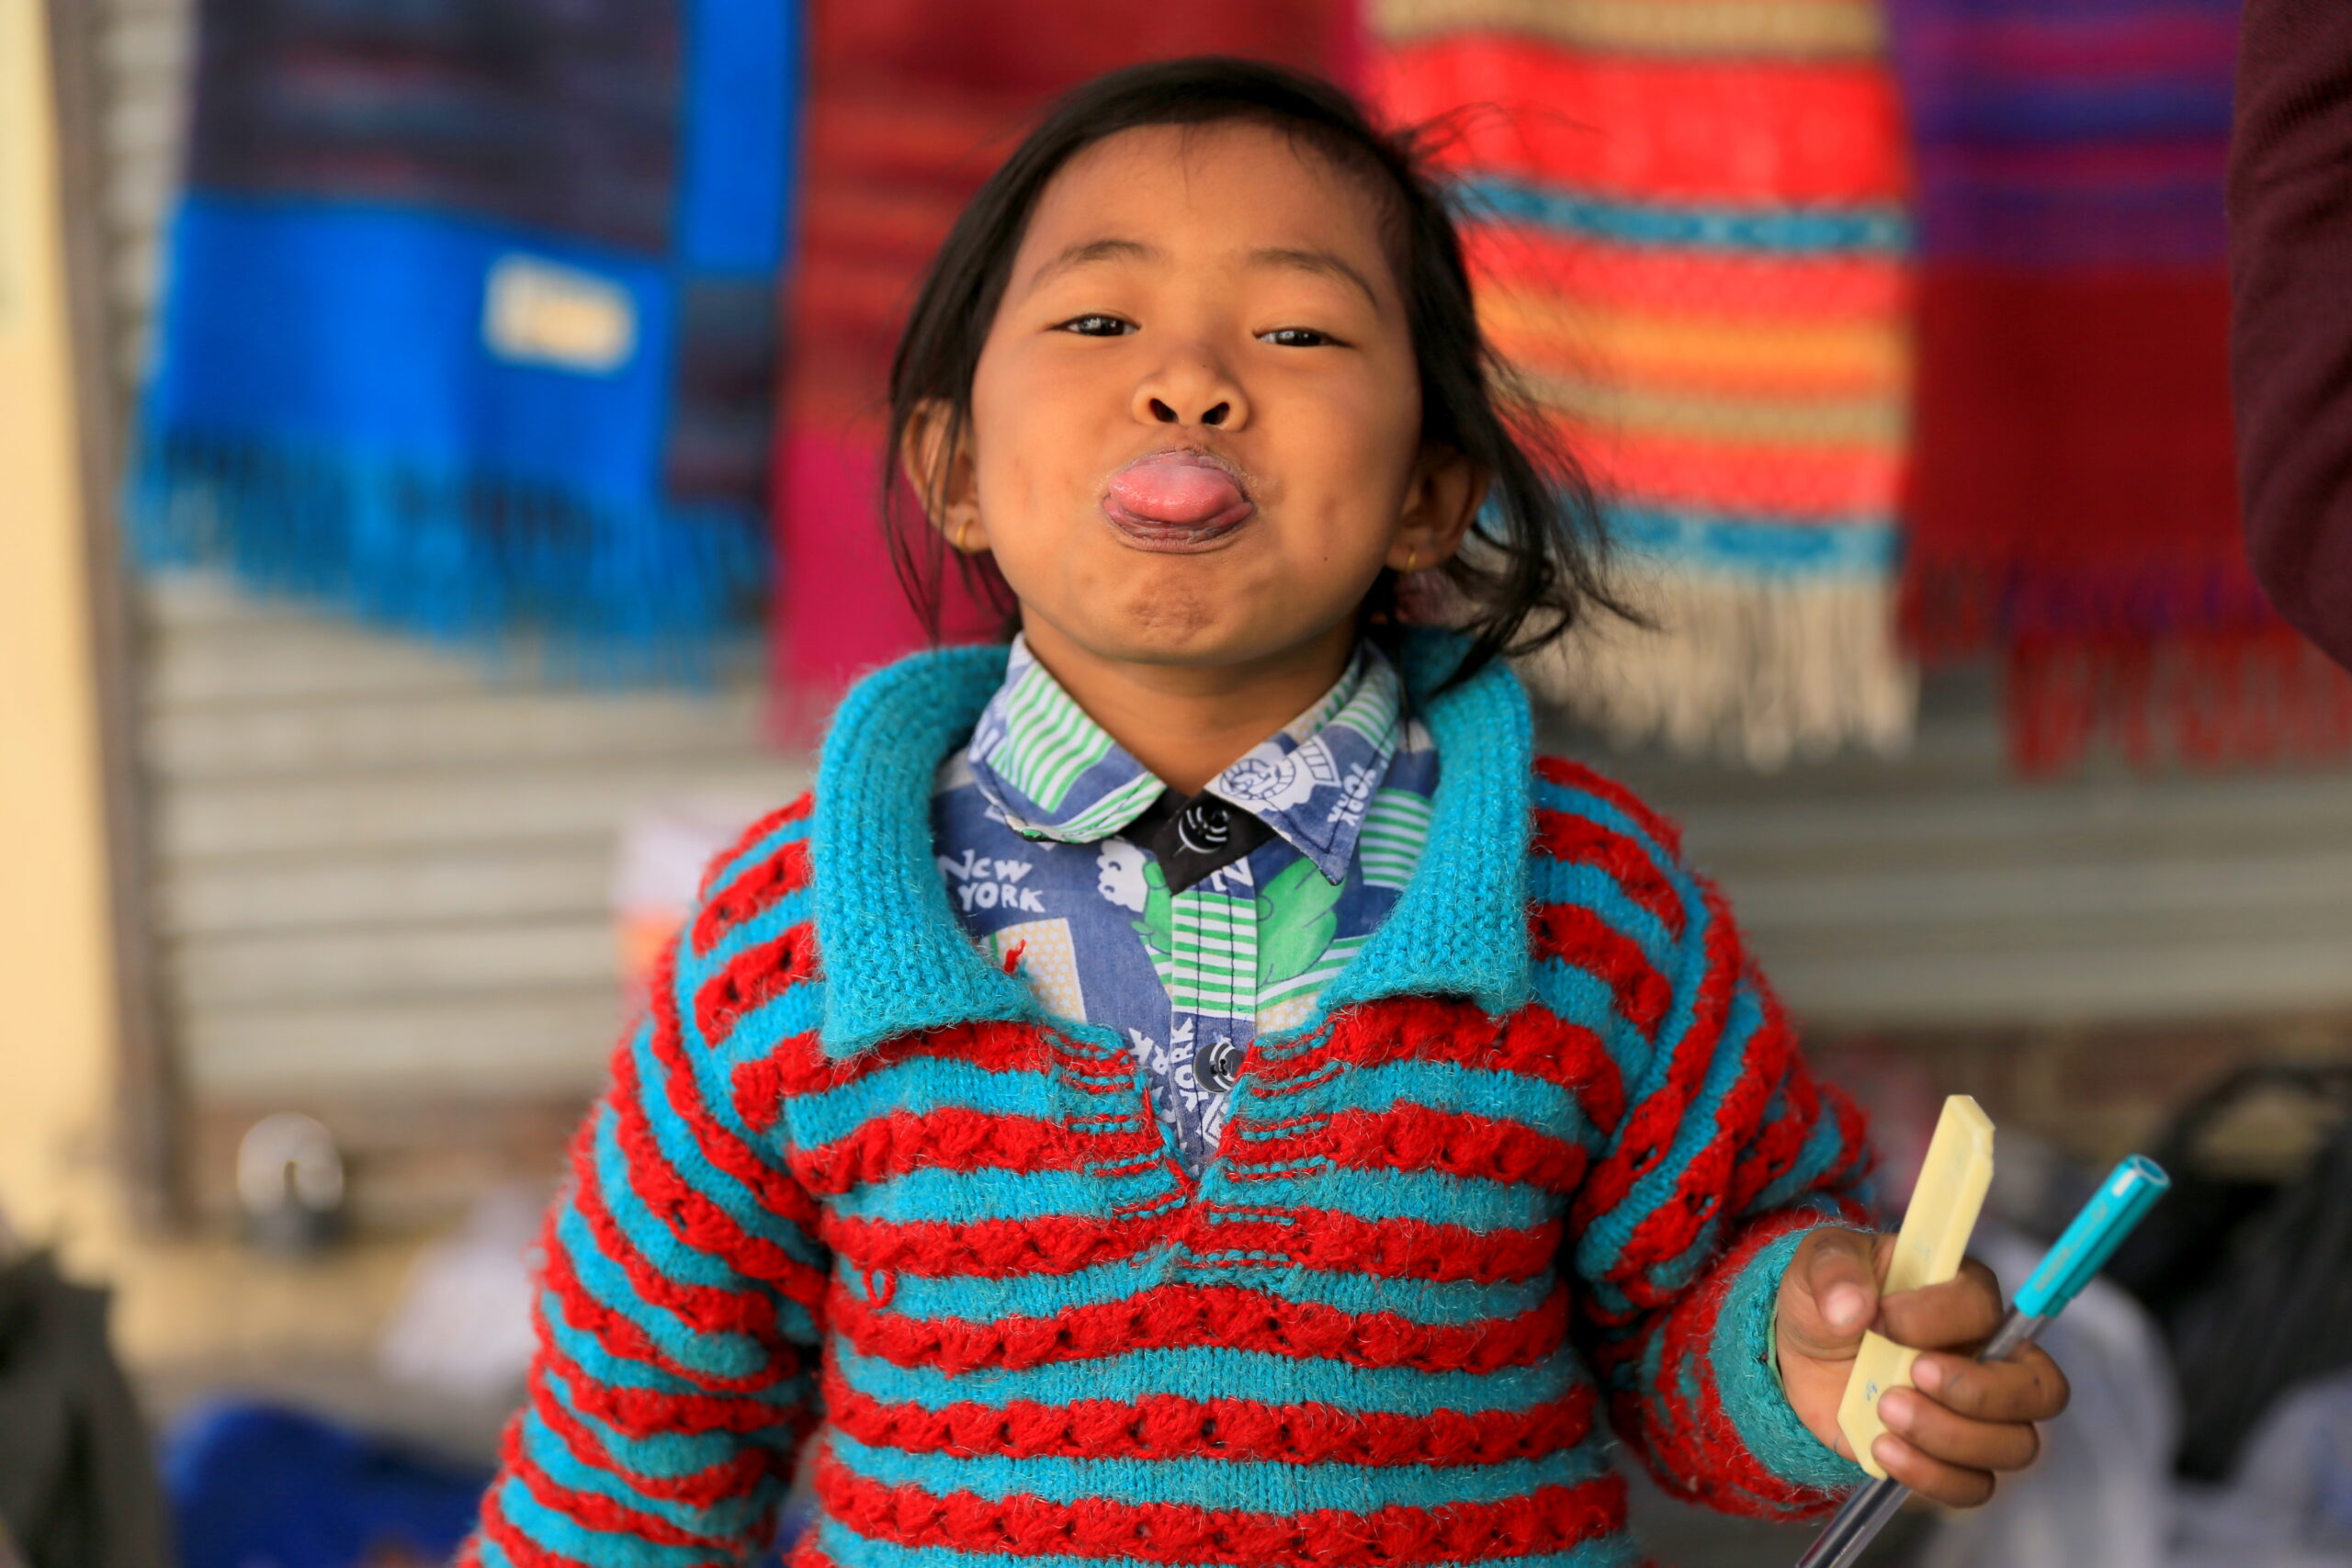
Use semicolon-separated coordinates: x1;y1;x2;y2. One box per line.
883;54;1626;687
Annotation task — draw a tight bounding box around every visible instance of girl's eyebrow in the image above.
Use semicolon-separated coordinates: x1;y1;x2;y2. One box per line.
1025;237;1155;297
1023;238;1380;309
1247;246;1380;309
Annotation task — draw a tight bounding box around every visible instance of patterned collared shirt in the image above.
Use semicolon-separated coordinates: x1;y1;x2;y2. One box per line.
932;637;1439;1173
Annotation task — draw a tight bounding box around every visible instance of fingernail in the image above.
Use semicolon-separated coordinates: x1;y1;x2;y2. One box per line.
1879;1390;1914;1431
1914;1358;1945;1393
1872;1434;1906;1473
1827;1287;1865;1330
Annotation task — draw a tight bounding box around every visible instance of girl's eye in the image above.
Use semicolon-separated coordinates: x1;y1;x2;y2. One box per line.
1261;327;1336;348
1057;314;1133;337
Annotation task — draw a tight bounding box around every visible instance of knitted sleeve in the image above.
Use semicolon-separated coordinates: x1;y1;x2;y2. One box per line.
1530;758;1875;1519
463;797;830;1567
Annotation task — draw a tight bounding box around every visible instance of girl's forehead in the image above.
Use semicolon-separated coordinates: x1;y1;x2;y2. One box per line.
1017;122;1395;285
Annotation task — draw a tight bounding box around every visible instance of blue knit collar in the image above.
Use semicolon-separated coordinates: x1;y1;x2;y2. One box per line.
808;628;1533;1059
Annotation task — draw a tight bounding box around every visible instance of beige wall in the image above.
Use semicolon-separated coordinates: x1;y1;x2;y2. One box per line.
0;0;125;1262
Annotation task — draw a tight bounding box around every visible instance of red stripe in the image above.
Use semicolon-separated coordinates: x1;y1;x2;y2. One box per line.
1376;40;1906;202
813;1450;1628;1568
822;1365;1600;1467
570;1112;786;1346
695;923;821;1049
1602;975;1800;1290
730;1017;1057;1105
693;795;812;907
1250;996;1623;1124
1532;809;1689;942
538;1307;800;1440
829;1280;1570;1376
822;1210;1182;1279
502;1418;738;1552
528;1363;771;1509
692;836;811;957
644;942;826;1234
1236;1102;1591;1194
1501;1004;1627;1138
1585;433;1906;517
609;1044;828;1313
1467;228;1910;322
1537;758;1686;865
1723;989;1821;1218
791;1108;1094;1193
479;1482;602;1568
825;1205;1555;1286
1567;883;1743;1251
539;1205;803;1397
1202;1206;1558;1284
1528;904;1675;1036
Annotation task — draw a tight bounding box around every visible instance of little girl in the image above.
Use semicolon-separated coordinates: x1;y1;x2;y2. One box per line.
466;58;2065;1568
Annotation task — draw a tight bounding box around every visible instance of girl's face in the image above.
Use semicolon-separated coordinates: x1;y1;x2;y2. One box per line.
919;122;1477;675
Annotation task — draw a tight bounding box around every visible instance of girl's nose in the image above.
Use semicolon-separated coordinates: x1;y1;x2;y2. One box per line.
1133;356;1249;430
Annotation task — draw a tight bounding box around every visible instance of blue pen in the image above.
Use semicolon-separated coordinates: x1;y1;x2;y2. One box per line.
1795;1155;2172;1568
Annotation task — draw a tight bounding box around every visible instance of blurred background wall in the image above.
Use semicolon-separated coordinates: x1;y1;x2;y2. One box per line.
1;0;120;1259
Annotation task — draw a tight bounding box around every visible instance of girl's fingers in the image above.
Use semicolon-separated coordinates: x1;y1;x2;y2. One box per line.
1913;1345;2072;1424
1875;1258;2007;1350
1877;1387;2041;1473
1870;1432;1997;1509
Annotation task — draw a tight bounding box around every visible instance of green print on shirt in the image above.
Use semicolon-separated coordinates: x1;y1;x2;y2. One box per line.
1131;858;1175;990
1256;856;1343;990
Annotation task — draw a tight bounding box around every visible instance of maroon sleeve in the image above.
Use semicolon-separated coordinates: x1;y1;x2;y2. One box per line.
2229;0;2352;672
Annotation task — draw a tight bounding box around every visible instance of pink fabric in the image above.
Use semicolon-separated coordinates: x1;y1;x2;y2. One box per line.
768;4;1364;728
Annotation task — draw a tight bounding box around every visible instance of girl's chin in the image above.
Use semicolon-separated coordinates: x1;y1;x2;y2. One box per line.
1041;599;1355;673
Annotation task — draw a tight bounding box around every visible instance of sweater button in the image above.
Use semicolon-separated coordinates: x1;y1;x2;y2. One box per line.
1193;1036;1243;1094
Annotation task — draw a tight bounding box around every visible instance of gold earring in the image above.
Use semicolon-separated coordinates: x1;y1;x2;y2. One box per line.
1403;545;1419;575
954;518;974;553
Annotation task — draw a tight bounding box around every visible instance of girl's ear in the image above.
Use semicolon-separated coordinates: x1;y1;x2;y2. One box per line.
1386;445;1487;574
900;398;989;552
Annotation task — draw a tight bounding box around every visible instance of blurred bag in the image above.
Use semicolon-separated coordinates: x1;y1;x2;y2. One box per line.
2172;1368;2352;1567
2104;1063;2352;1481
0;1253;173;1568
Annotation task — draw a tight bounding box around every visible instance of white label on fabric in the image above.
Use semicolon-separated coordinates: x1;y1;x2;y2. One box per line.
483;254;636;373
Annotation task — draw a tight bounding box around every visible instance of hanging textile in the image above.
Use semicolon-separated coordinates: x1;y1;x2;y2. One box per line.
1372;0;1917;769
1890;0;2352;770
131;0;798;677
771;3;1361;724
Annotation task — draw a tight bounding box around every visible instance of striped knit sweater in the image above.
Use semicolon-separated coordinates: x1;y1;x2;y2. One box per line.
464;629;1874;1568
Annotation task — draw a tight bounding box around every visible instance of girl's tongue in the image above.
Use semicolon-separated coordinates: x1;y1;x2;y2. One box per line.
1102;453;1254;549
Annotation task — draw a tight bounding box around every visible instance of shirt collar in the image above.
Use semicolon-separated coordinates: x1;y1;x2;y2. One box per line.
966;635;1408;884
809;628;1529;1061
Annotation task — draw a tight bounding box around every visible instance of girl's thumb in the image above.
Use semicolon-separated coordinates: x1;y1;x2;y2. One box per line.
1786;1227;1884;1354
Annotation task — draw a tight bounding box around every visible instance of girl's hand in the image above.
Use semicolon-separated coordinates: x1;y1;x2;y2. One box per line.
1774;1228;2071;1506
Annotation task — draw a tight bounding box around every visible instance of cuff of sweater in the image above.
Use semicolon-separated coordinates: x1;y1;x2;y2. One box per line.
1713;1225;1871;1495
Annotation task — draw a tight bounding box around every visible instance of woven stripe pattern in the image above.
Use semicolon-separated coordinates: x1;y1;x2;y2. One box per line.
461;635;1874;1566
1371;0;1917;767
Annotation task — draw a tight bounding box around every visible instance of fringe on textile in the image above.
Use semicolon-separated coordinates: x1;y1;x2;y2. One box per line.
1519;566;1917;771
2007;633;2352;775
127;431;770;683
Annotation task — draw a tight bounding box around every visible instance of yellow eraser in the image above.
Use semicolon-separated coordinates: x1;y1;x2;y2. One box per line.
1838;1094;1995;1478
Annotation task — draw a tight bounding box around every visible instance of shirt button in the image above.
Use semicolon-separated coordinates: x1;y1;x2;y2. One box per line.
1177;798;1232;853
1193;1036;1243;1094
